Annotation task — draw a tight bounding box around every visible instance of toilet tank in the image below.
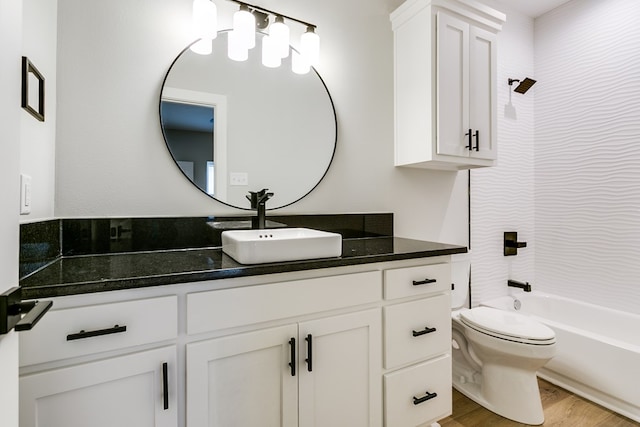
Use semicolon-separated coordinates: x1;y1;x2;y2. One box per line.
451;253;471;309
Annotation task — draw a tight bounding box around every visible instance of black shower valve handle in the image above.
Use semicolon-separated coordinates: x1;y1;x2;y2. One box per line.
504;231;527;256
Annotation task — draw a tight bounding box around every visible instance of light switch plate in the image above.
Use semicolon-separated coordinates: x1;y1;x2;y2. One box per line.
20;174;32;215
229;172;248;186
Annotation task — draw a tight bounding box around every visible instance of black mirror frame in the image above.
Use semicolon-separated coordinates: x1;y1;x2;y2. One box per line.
21;56;45;122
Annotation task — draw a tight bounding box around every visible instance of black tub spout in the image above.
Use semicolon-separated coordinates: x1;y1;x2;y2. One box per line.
507;279;531;292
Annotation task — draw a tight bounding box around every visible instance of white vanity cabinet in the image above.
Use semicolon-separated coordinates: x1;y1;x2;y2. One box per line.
382;262;453;426
18;255;459;427
391;0;505;170
187;309;381;427
185;271;383;427
18;296;179;427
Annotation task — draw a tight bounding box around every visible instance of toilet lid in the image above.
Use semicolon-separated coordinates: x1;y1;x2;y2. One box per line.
460;307;555;343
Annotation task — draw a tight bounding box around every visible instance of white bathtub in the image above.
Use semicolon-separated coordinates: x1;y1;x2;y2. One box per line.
482;292;640;423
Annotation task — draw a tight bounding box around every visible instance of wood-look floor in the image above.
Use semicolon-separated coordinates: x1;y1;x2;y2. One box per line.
439;378;639;426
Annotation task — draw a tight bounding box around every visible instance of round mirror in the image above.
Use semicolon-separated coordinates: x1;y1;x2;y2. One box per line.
160;31;337;210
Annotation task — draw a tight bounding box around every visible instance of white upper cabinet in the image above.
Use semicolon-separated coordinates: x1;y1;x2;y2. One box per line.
391;0;505;170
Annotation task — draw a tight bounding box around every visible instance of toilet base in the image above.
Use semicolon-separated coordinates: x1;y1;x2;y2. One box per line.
452;367;545;425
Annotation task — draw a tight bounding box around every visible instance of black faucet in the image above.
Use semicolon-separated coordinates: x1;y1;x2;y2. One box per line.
246;189;274;229
507;279;532;292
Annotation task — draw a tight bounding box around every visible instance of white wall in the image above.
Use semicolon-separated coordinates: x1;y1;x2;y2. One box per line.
53;0;468;246
534;0;640;313
468;1;536;306
20;0;57;222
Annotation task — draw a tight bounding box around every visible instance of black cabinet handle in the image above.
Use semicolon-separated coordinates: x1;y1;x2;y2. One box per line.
305;334;313;372
66;324;127;341
465;128;473;150
162;362;169;410
1;287;52;334
473;130;480;151
413;391;438;405
412;326;437;337
412;278;436;286
288;337;296;376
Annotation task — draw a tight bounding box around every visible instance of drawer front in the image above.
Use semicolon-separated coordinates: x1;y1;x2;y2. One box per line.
384;354;452;427
20;296;177;367
188;271;381;335
384;263;451;300
384;294;451;369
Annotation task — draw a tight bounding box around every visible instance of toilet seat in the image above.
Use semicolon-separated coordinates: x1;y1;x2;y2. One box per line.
460;307;556;345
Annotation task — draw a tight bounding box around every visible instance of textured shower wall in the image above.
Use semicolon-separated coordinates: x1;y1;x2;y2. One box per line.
470;4;536;306
534;0;640;313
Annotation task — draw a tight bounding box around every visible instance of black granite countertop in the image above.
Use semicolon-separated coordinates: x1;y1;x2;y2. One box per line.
19;237;467;299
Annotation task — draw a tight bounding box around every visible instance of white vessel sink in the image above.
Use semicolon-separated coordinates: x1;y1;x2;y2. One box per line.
221;228;342;264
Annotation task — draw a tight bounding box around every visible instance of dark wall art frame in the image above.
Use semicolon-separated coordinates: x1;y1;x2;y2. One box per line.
21;56;45;122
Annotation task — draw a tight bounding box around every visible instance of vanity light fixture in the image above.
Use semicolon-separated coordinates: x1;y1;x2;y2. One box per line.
190;0;217;55
233;4;256;50
190;0;320;73
269;15;290;59
300;26;320;66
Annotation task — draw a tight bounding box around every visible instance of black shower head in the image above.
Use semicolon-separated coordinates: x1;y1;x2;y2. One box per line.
508;77;537;94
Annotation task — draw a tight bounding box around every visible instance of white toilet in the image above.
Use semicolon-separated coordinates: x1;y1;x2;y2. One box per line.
450;259;557;425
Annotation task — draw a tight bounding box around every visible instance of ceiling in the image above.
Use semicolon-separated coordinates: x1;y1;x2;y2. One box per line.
496;0;572;18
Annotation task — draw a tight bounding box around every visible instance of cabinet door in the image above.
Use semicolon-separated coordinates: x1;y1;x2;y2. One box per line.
469;26;497;160
298;309;382;427
187;324;298;427
20;346;177;427
436;11;470;158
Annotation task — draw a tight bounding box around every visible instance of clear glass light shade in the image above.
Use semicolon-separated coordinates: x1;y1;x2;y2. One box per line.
233;7;256;50
228;30;248;61
192;0;217;40
292;51;310;74
190;38;213;55
300;28;320;66
262;36;281;68
269;17;290;59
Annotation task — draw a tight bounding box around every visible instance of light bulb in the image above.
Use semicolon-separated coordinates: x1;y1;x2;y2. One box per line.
192;0;217;40
262;35;281;68
300;26;320;66
269;16;290;59
228;30;248;61
233;5;256;50
190;38;213;55
292;51;310;74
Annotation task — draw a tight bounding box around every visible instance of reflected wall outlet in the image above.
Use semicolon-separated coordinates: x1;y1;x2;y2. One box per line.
20;174;32;215
230;172;248;186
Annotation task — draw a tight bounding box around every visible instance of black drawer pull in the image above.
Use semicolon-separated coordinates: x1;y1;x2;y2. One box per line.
412;326;437;337
305;334;313;372
413;391;438;405
66;324;127;341
412;278;436;286
288;337;296;376
162;362;169;410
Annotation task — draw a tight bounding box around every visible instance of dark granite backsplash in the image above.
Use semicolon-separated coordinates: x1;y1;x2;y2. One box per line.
20;219;61;278
20;213;393;279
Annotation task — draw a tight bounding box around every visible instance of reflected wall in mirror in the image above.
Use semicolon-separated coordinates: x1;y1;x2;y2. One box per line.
160;31;337;210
